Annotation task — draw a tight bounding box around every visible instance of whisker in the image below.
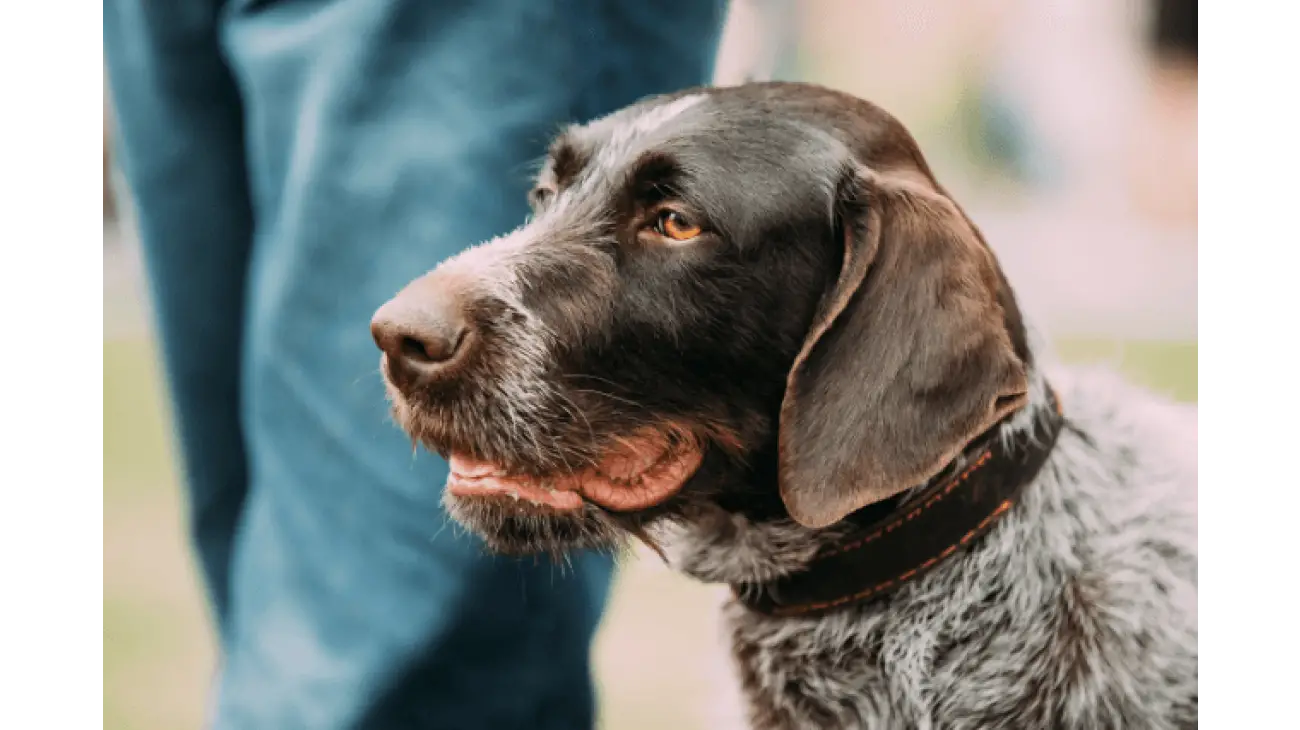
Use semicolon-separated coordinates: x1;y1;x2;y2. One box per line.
566;387;643;409
562;373;630;390
552;390;598;445
429;515;453;544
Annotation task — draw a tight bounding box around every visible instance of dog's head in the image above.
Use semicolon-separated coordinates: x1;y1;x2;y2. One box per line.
371;83;1031;555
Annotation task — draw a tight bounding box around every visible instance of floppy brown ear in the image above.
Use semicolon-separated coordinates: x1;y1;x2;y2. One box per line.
778;167;1030;529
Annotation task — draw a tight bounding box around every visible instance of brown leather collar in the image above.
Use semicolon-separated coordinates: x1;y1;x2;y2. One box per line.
734;387;1064;618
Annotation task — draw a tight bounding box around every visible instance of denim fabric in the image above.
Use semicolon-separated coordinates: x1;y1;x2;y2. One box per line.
103;1;727;727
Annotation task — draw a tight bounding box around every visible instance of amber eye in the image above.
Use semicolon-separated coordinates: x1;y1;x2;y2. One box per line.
654;210;703;241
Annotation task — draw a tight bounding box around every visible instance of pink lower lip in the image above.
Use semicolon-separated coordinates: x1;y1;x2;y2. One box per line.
446;471;585;511
443;430;703;512
448;455;502;479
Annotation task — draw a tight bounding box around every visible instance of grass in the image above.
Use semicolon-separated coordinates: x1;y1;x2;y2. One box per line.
104;336;1195;730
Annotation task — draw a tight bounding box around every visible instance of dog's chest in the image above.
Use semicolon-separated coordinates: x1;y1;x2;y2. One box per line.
719;486;1198;730
721;552;1197;730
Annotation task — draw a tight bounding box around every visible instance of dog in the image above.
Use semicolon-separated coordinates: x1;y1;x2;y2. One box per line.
371;82;1198;729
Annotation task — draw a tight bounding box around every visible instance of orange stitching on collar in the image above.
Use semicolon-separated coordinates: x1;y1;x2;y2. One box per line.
818;449;995;559
770;499;1015;617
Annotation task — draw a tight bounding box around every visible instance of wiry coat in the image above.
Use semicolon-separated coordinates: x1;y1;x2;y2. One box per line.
672;363;1198;729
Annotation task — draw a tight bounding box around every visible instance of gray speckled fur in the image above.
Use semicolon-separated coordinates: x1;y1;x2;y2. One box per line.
668;356;1198;729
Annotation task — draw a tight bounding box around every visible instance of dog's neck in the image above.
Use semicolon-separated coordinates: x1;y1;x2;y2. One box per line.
664;367;1063;606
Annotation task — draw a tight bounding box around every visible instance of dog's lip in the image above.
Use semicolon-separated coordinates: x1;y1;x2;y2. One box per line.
447;456;585;511
445;432;704;512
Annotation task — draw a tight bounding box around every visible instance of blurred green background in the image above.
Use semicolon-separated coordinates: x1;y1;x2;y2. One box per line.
104;1;1196;727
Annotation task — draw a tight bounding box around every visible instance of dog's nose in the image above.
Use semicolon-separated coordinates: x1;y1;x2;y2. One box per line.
371;285;470;378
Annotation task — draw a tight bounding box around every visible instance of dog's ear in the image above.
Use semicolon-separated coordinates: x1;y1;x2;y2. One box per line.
778;166;1029;529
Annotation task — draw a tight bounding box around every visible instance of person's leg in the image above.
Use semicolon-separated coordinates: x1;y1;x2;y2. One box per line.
213;2;728;729
104;0;254;632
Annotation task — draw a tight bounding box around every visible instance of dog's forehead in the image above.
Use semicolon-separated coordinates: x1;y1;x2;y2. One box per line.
547;83;937;199
557;90;844;199
571;92;710;169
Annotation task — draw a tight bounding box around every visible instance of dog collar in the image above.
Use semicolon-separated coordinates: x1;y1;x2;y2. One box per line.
734;386;1065;618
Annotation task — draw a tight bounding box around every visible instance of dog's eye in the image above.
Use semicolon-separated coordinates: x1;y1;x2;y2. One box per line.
654;210;702;241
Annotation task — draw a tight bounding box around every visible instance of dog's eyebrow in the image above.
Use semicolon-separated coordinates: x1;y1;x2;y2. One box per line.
546;134;588;188
627;150;681;196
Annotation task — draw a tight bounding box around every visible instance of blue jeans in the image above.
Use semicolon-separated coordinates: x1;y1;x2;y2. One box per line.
103;2;727;727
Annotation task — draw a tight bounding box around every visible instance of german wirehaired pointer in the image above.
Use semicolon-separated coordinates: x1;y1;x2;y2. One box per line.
371;82;1198;729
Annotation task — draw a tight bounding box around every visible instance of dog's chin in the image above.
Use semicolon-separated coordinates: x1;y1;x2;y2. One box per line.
442;493;625;556
385;375;710;554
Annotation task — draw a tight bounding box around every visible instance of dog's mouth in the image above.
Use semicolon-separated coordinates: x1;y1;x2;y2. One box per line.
445;430;705;513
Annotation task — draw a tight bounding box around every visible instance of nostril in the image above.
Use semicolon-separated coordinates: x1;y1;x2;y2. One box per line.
399;327;465;365
401;335;438;364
